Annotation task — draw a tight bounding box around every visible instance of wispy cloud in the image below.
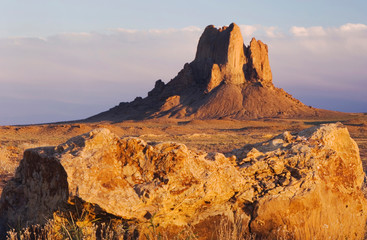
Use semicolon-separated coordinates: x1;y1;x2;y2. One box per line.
265;23;367;112
290;26;327;37
239;25;284;42
0;27;202;124
339;23;367;32
290;23;367;38
0;23;366;124
239;25;258;40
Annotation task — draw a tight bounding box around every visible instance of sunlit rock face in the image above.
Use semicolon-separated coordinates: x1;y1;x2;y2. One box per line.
247;38;273;87
193;23;248;90
193;23;273;91
86;22;348;122
1;123;366;239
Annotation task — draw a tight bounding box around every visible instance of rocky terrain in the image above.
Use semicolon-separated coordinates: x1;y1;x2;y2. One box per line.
0;22;366;239
87;23;347;122
1;122;367;239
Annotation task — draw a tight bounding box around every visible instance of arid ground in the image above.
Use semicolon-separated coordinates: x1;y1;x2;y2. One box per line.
1;114;367;195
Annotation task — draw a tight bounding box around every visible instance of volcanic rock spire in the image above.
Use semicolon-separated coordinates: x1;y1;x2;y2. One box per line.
193;24;247;91
86;23;344;122
247;38;273;87
191;23;272;92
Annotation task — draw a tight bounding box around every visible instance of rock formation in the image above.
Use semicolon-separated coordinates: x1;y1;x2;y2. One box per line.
1;123;366;239
86;23;344;122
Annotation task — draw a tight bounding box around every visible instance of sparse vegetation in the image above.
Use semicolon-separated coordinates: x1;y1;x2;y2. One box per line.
6;214;258;240
0;146;21;176
215;214;253;240
1;117;367;239
6;200;128;240
6;220;125;240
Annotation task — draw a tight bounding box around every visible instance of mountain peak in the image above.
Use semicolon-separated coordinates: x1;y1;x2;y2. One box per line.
194;23;244;64
194;23;246;91
247;37;273;87
85;23;345;122
192;23;274;92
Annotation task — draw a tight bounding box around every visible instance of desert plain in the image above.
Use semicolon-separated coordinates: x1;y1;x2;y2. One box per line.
0;23;366;239
1;114;367;184
0;115;367;239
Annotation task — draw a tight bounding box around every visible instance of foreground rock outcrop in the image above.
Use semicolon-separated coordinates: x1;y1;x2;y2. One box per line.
1;123;366;239
87;23;345;122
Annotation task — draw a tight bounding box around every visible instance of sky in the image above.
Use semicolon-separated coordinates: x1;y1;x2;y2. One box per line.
0;0;366;125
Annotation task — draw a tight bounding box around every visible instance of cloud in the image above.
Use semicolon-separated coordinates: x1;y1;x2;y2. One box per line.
0;27;202;124
290;26;326;37
239;25;258;40
266;23;367;112
114;28;139;34
290;23;367;38
239;25;283;43
339;23;367;32
264;26;283;38
0;23;366;124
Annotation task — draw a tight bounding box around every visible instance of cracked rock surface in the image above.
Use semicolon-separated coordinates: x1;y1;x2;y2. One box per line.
1;123;366;239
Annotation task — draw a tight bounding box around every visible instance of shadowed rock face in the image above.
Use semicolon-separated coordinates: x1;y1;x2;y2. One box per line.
191;24;271;91
86;23;345;122
247;38;272;87
193;24;247;89
1;123;366;239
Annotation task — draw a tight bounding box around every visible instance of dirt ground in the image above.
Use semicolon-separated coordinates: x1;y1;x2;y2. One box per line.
1;115;367;194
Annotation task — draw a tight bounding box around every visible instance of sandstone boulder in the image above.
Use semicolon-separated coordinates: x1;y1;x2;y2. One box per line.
1;123;366;239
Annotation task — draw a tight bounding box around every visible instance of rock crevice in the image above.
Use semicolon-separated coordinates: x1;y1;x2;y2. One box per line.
1;123;366;239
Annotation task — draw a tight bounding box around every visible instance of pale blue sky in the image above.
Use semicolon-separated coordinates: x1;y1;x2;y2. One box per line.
0;1;366;125
1;0;366;37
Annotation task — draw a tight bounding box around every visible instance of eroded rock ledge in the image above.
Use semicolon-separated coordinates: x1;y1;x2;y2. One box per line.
87;23;346;122
1;123;366;239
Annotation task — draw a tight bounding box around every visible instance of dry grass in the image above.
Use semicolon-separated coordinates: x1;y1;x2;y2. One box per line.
0;146;19;175
6;201;128;240
1;116;366;164
273;209;363;240
215;214;255;240
6;220;125;240
6;214;256;240
1;116;367;239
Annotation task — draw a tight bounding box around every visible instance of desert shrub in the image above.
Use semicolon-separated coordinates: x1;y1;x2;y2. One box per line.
215;214;255;240
6;216;126;240
0;146;20;176
141;213;198;240
6;199;128;240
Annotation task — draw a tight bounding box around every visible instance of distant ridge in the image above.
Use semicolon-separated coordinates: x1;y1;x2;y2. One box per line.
86;23;346;122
